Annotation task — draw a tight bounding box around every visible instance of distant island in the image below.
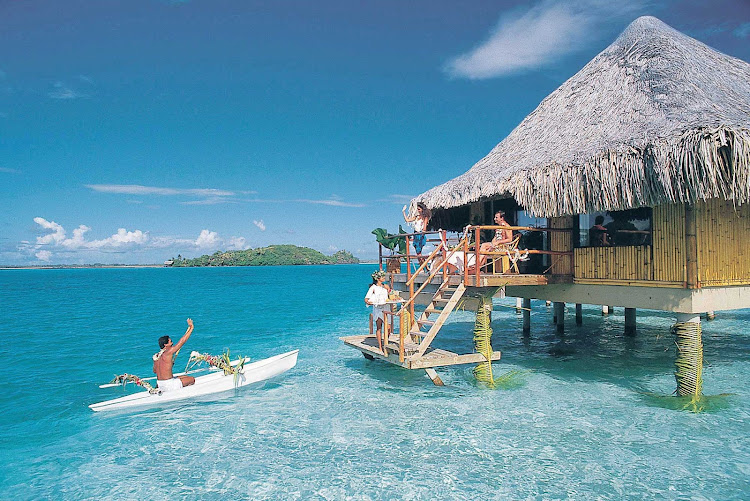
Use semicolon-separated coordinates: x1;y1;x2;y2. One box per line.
169;245;360;267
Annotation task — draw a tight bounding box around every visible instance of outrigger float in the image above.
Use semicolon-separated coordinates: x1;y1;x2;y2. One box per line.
90;350;298;412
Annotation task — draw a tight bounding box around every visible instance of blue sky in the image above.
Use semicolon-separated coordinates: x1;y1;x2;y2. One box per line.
1;0;749;265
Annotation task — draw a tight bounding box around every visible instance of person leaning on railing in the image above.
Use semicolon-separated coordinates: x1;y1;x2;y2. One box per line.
472;210;513;271
403;202;431;262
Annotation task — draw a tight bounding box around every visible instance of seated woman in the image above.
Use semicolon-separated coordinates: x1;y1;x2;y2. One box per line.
472;210;513;271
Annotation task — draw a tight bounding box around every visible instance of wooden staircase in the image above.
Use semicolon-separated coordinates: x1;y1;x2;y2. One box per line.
405;281;466;358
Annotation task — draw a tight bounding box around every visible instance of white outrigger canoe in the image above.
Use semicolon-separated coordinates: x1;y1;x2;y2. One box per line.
90;349;299;412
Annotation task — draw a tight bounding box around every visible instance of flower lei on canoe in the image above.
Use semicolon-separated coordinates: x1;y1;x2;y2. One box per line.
107;373;161;394
185;350;246;385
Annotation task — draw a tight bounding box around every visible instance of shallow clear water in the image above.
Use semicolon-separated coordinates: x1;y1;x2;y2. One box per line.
1;266;749;500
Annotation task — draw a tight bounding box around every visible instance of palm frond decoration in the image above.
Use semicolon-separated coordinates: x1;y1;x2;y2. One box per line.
673;320;703;397
472;290;497;388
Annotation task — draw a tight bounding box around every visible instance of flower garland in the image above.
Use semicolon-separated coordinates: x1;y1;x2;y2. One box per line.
108;373;161;394
186;350;246;384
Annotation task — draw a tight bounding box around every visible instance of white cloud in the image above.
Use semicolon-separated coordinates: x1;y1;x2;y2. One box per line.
28;217;250;261
88;228;148;248
35;250;51;262
293;198;366;207
734;22;750;38
48;81;87;99
253;220;266;231
194;229;220;248
87;184;235;197
445;0;644;79
34;217;66;245
226;236;249;250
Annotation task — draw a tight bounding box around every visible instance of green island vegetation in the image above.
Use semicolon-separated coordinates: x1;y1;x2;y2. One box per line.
170;245;360;267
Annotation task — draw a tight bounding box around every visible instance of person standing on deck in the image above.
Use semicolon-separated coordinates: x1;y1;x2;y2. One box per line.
364;271;390;352
153;318;196;391
403;202;432;263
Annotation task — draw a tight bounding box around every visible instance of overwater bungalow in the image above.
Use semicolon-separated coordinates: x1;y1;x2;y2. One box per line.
342;16;750;393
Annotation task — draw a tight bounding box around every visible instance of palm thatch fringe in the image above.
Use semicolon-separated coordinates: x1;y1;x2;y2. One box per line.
418;126;750;218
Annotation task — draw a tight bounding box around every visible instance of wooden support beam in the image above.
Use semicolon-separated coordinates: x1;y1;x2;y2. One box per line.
575;303;583;325
624;307;637;336
554;302;565;333
522;298;531;335
425;368;444;386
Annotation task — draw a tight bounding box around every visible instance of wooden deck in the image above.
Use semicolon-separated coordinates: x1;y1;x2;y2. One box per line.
341;334;501;369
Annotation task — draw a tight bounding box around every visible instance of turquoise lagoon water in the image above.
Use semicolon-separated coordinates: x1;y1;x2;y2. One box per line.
1;265;749;500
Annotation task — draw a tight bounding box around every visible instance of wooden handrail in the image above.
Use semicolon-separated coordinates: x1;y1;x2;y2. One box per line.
472;225;573;232
398;231;469;314
405;243;447;286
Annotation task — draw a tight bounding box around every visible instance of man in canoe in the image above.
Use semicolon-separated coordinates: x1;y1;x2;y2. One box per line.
153;318;196;391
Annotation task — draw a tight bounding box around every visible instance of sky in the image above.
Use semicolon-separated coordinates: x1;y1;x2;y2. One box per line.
1;0;749;265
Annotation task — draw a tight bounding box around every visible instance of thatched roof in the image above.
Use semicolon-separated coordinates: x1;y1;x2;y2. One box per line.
414;16;750;218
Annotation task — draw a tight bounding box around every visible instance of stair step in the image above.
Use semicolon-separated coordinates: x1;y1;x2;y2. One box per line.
434;298;451;304
425;307;441;314
418;319;436;326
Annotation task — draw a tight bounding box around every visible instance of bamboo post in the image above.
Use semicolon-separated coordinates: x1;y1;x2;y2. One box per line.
522;298;531;335
624;307;636;336
575;304;582;325
378;245;383;271
685;204;698;289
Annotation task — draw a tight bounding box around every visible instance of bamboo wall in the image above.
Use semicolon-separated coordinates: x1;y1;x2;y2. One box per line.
696;199;750;286
549;216;573;275
574;201;750;287
652;204;686;284
574;246;653;281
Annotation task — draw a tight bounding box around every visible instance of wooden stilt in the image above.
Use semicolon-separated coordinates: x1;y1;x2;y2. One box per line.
522;298;531;335
624;308;636;336
425;368;444;386
575;303;582;325
515;297;522;314
602;305;610;315
554;302;565;333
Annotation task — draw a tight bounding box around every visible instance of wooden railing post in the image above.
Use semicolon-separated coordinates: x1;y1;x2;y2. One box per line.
378;244;383;271
463;234;469;284
405;236;411;281
474;226;481;285
441;230;447;281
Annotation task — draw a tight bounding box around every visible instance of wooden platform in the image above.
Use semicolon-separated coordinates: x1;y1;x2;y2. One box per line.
390;272;554;287
341;334;501;369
